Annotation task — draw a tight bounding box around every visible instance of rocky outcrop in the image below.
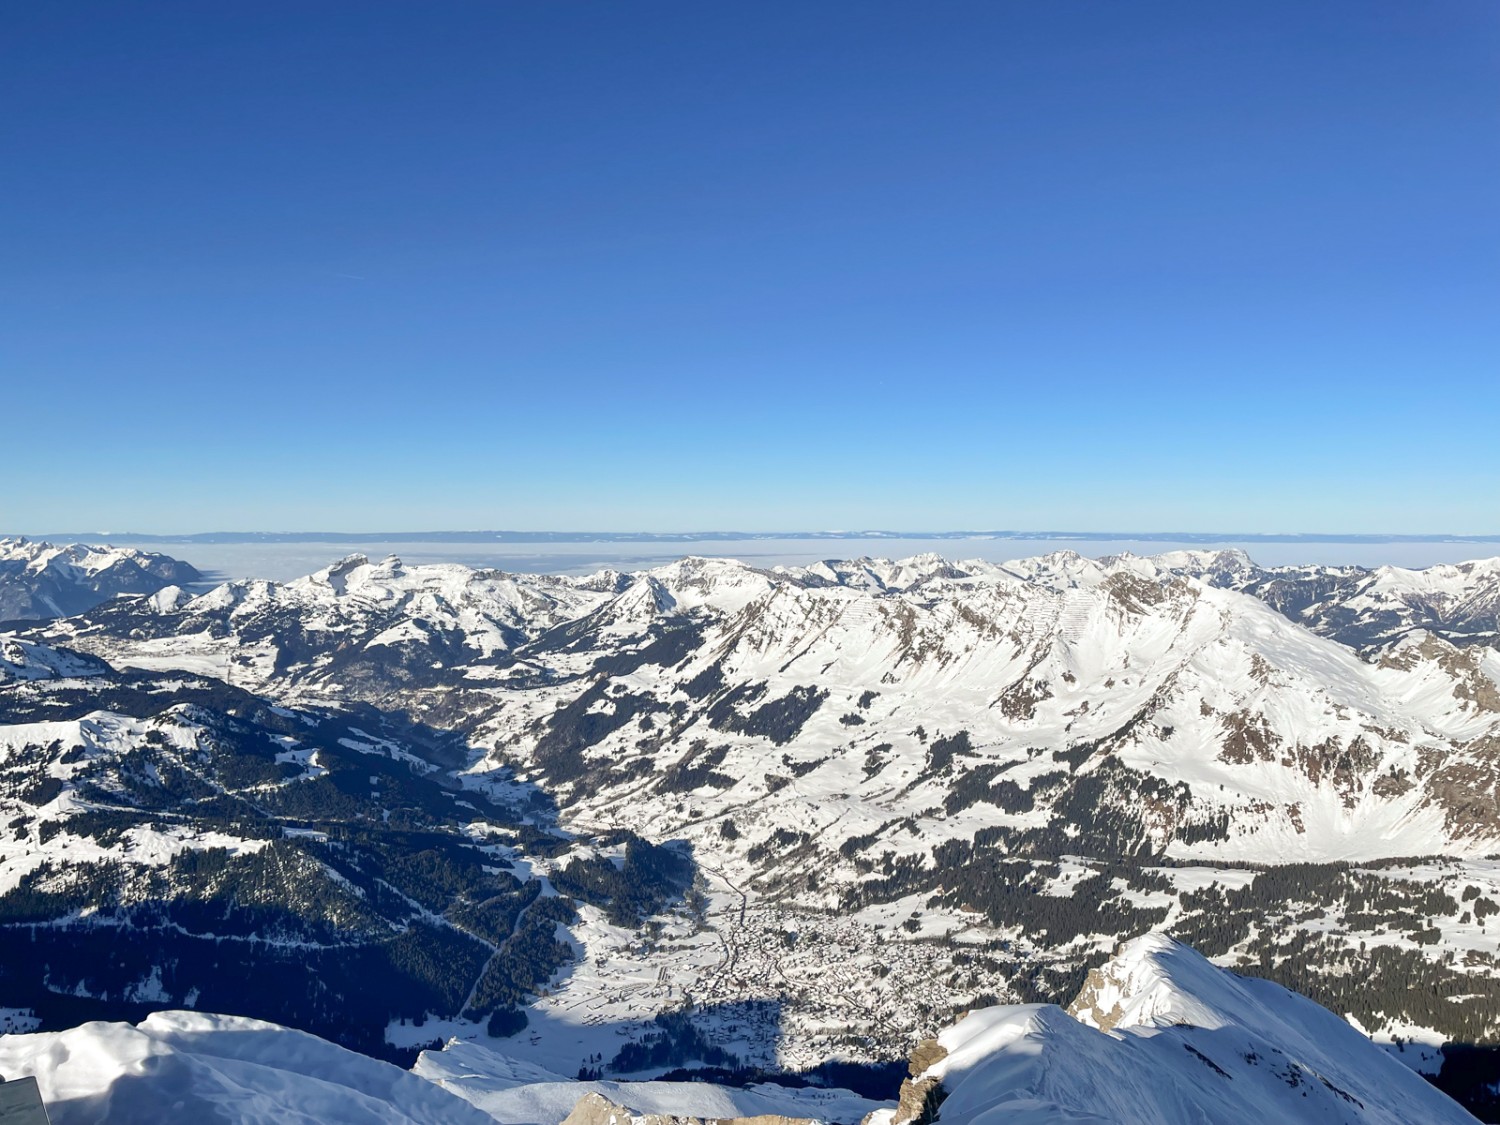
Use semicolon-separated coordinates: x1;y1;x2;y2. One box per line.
905;1037;948;1076
562;1090;822;1125
1067;964;1127;1031
876;1037;948;1125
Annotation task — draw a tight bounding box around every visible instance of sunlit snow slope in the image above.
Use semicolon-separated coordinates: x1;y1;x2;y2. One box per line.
909;934;1477;1125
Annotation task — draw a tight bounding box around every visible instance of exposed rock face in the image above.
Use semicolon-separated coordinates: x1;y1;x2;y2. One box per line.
884;1077;944;1125
905;1038;948;1076
562;1090;823;1125
1067;964;1127;1031
882;1038;948;1125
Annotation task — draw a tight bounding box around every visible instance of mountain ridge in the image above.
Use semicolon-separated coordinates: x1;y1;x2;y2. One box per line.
0;538;200;622
887;933;1478;1125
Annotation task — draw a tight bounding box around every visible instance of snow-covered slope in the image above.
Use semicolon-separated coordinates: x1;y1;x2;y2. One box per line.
0;1011;495;1124
414;1038;883;1124
0;637;109;683
494;552;1500;865
38;553;621;712
0;1010;877;1125
0;538;200;621
906;934;1476;1125
1152;549;1500;653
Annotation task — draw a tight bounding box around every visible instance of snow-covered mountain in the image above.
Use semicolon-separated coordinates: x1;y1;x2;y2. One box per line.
481;550;1500;864
884;933;1476;1125
8;549;1500;1118
39;551;1500;865
0;538;200;621
37;553;621;717
1149;548;1500;653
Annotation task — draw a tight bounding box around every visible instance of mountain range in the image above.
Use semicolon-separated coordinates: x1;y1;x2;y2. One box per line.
0;538;201;622
2;543;1499;1118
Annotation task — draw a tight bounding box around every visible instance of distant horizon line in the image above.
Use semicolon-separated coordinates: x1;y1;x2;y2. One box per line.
15;530;1500;546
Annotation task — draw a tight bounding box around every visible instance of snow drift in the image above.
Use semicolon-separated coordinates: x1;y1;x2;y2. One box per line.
0;1011;493;1125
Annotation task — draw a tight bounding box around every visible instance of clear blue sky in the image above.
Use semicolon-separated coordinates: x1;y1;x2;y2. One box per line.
4;2;1497;534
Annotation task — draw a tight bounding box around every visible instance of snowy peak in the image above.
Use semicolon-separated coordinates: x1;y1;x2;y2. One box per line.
37;554;623;702
637;556;782;614
776;554;1019;597
1146;546;1259;575
605;576;681;620
1068;932;1266;1033
997;548;1110;590
1357;558;1500;638
912;935;1477;1125
1173;553;1500;654
0;537;192;581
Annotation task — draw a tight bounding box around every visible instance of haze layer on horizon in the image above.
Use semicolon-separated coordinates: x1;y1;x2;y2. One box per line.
20;534;1497;584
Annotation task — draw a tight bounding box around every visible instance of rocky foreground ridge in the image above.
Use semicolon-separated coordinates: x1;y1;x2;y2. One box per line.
873;934;1475;1125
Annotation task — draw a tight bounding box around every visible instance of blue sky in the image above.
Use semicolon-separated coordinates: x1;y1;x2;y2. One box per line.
4;2;1497;534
